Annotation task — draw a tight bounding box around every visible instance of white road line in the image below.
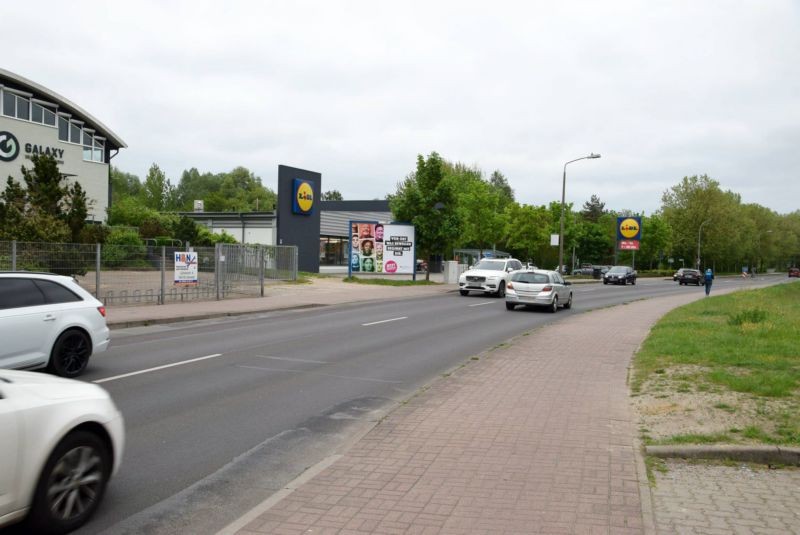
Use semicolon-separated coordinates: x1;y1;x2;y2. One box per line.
256;355;328;364
94;354;223;384
236;365;403;384
468;301;495;307
362;316;407;326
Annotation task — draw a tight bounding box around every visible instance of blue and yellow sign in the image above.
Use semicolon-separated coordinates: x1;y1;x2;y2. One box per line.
292;178;315;215
617;216;642;241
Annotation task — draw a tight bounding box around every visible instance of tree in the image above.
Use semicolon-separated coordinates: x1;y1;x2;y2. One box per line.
581;195;606;223
389;152;460;280
0;154;88;243
142;163;173;211
322;190;343;201
110;167;142;203
489;170;515;210
456;175;506;256
503;203;550;263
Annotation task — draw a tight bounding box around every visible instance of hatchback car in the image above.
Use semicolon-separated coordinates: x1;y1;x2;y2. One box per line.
0;273;110;377
678;268;703;285
505;269;573;312
458;258;524;297
603;266;637;285
0;369;124;534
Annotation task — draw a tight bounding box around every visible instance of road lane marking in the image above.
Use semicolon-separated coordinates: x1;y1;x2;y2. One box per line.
468;301;495;307
362;316;407;326
94;354;223;384
236;365;403;384
256;355;328;364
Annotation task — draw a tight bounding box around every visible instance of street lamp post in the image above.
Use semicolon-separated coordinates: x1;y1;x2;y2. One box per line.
559;153;601;274
696;219;711;269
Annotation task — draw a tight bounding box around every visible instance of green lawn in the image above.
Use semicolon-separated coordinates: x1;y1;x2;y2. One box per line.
633;282;800;445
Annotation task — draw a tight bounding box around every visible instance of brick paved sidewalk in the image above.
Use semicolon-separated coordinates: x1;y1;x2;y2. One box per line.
223;293;704;535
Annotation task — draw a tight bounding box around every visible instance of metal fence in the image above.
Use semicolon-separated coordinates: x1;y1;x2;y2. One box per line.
0;240;298;306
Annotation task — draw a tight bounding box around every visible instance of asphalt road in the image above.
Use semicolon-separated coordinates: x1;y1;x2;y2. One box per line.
35;276;782;534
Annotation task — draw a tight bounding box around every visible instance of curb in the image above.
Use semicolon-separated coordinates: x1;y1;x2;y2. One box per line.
646;445;800;466
107;303;329;329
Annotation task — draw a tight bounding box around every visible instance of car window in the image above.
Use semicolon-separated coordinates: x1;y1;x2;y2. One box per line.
0;278;47;309
474;260;506;271
511;272;549;284
33;280;83;304
554;273;564;284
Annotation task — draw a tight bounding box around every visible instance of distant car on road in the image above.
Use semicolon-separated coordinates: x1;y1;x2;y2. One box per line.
678;268;703;286
505;269;573;312
790;267;800;278
0;369;124;534
0;272;110;377
603;266;637;285
458;258;524;297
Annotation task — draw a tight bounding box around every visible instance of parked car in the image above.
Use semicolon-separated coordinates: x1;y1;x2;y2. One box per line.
678;268;703;285
790;267;800;278
415;259;428;272
0;272;110;377
505;269;573;312
603;266;637;285
0;369;124;533
458;258;524;297
573;264;595;276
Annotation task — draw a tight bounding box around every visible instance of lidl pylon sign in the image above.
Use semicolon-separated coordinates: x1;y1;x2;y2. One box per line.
617;216;642;250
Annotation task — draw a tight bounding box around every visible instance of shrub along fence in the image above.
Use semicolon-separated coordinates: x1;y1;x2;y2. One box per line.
0;240;298;306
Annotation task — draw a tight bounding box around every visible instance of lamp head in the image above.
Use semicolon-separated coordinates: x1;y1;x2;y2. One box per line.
588;153;601;159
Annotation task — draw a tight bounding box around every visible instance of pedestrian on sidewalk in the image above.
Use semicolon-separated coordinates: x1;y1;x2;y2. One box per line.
704;267;714;296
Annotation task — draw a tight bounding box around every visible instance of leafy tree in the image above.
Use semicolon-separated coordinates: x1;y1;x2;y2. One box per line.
503;203;550;263
322;190;343;201
489;170;515;210
142;163;174;211
110;167;142;203
389;152;460;279
456;175;506;256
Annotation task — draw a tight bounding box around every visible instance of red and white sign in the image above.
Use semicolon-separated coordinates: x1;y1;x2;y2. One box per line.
618;240;640;251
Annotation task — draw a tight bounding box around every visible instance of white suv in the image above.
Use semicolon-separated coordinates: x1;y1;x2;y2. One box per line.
0;273;110;377
458;258;524;297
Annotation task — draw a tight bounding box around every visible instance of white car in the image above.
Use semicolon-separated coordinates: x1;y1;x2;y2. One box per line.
505;269;573;312
458;258;524;297
0;272;110;377
0;369;124;533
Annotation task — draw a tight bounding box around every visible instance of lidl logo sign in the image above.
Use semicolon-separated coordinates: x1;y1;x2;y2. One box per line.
617;217;642;241
0;131;20;162
292;179;314;215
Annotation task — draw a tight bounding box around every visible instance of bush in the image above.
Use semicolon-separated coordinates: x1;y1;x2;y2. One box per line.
102;228;146;268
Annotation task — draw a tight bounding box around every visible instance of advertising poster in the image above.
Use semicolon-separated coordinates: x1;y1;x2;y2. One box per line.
349;221;415;275
174;251;198;286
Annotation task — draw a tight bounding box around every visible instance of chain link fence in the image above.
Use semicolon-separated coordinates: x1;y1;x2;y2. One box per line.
0;240;298;306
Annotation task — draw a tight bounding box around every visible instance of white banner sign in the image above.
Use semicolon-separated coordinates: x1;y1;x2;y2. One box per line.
174;251;198;286
382;224;415;274
349;222;415;275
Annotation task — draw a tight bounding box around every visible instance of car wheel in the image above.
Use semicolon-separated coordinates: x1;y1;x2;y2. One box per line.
26;430;111;535
505;302;516;311
496;282;506;298
603;281;608;285
631;278;636;285
564;293;572;309
48;330;91;378
549;296;558;313
459;289;469;296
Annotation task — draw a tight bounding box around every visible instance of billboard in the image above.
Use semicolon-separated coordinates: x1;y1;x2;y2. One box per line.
617;216;642;250
174;251;198;286
349;221;415;275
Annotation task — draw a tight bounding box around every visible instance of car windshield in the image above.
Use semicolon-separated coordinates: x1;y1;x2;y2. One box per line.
473;260;506;271
608;266;628;274
511;272;549;284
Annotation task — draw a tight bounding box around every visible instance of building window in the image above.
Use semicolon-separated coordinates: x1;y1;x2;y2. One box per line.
16;96;29;120
43;107;56;126
70;122;81;144
2;91;16;117
58;116;69;141
93;138;104;163
31;102;57;127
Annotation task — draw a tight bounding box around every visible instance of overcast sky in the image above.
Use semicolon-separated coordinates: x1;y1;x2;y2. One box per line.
7;1;799;214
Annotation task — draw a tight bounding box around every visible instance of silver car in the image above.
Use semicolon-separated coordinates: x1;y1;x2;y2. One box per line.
505;269;573;312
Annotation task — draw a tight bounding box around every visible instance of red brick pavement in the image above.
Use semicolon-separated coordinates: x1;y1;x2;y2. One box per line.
226;293;700;535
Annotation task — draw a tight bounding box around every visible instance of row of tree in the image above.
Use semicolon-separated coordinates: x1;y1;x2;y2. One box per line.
389;152;800;275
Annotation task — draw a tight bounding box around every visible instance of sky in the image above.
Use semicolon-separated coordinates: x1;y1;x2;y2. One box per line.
6;1;799;215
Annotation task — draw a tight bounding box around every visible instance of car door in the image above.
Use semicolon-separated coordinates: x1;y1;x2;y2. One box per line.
0;278;52;369
553;273;568;301
0;384;21;517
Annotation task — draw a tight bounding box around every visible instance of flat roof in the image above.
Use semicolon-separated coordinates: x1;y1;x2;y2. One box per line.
0;68;127;149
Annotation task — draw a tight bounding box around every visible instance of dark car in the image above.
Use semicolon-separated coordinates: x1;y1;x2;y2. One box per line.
790;267;800;278
673;268;687;281
603;266;637;285
678;268;703;285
